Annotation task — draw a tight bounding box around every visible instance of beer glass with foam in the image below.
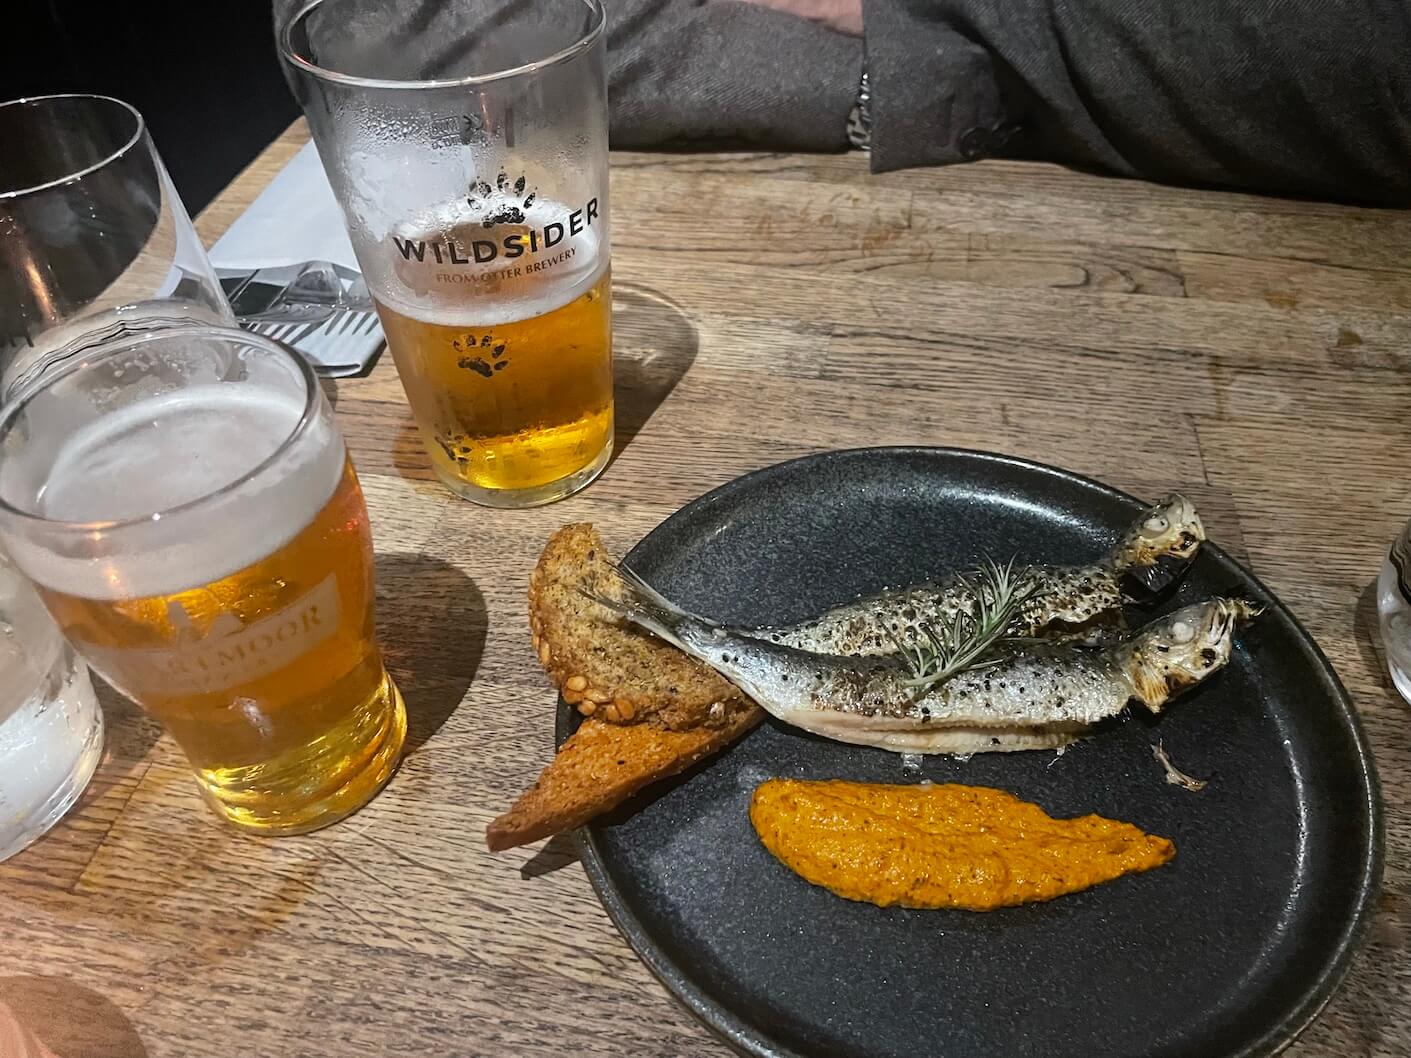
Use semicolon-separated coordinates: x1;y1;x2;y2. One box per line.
282;0;613;508
0;327;406;835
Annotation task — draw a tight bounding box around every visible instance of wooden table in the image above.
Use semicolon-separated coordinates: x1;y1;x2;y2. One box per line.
3;121;1409;1058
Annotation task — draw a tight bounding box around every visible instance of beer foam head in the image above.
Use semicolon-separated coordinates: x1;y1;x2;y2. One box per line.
1;384;344;601
41;386;304;522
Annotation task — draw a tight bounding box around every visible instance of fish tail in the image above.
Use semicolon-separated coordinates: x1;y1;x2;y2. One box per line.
584;562;700;652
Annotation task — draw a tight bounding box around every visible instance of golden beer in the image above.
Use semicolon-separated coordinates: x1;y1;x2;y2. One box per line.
37;461;405;834
377;215;613;504
0;327;407;835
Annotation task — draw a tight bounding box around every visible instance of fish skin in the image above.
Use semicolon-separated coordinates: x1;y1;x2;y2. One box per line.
803;722;1082;755
745;568;1126;657
672;631;1136;730
603;573;1258;754
733;494;1204;656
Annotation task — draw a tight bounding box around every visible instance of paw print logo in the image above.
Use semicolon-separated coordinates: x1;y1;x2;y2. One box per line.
453;333;509;378
467;171;536;228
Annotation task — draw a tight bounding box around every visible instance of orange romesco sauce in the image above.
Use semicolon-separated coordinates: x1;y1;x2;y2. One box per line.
749;779;1174;910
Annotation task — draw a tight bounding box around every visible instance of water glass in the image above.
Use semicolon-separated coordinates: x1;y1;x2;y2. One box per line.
0;94;233;399
0;549;102;863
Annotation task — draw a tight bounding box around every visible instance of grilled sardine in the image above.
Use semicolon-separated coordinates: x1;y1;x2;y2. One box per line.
736;494;1205;656
602;575;1258;754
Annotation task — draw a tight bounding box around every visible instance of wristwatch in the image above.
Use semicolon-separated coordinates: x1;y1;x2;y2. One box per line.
847;67;871;151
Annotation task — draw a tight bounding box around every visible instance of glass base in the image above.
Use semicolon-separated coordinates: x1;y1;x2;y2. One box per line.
433;434;612;508
0;664;104;864
200;672;408;837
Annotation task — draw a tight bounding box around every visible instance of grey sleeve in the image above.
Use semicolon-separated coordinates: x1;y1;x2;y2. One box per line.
271;0;861;154
862;0;1411;202
609;0;861;151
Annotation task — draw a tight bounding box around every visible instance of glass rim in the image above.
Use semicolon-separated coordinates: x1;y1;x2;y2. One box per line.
0;93;147;201
280;0;606;91
0;325;324;534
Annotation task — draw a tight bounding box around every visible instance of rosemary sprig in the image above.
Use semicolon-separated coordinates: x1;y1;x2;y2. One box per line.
894;557;1036;697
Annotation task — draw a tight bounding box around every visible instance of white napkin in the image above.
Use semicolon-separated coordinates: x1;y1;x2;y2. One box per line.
211;141;383;376
212;141;358;270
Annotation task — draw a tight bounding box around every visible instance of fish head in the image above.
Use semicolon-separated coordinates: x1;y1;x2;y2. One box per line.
1109;494;1206;601
1111;494;1205;568
1126;597;1261;709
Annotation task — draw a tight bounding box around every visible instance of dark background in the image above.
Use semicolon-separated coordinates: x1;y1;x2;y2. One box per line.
4;2;298;214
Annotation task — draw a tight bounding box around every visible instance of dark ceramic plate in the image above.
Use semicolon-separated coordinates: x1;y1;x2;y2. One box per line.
562;448;1382;1058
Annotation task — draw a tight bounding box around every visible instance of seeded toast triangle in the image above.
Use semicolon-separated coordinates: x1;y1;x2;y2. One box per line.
489;524;763;851
486;707;761;851
527;523;750;730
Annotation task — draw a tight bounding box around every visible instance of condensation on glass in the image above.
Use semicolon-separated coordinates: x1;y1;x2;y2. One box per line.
282;0;613;507
0;547;102;863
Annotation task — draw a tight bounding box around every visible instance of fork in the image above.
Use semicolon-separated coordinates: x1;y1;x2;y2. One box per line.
223;261;374;326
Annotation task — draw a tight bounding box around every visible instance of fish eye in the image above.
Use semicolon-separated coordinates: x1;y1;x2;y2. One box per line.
1169;619;1195;644
1143;515;1170;534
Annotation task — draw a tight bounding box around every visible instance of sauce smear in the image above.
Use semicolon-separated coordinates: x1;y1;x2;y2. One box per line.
750;779;1174;910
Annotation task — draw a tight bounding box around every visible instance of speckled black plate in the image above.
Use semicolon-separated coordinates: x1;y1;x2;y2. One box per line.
561;448;1382;1058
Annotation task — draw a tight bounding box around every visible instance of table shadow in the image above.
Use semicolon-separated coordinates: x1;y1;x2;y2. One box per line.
519;832;579;879
610;283;698;466
391;418;438;486
92;683;162;765
0;975;147;1058
319;375;340;411
375;552;485;754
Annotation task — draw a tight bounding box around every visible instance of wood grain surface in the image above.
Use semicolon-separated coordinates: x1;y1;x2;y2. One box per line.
2;121;1408;1058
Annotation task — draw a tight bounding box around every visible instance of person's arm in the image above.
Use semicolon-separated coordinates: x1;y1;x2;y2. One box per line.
860;0;1411;202
609;0;861;151
271;0;862;154
271;0;1408;202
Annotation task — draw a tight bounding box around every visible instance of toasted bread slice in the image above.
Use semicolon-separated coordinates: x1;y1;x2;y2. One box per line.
528;523;749;730
493;523;765;850
486;703;763;851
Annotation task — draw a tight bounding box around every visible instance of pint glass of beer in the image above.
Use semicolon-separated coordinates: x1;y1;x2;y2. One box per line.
282;0;613;507
0;327;406;834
